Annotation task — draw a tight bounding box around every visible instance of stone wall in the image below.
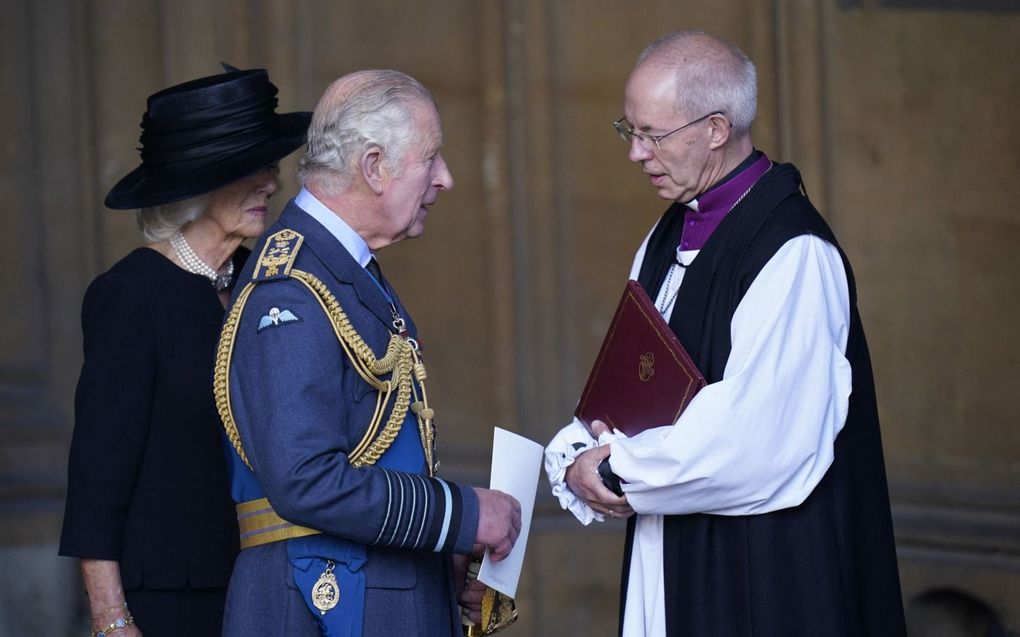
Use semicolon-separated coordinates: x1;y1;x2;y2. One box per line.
0;0;1016;634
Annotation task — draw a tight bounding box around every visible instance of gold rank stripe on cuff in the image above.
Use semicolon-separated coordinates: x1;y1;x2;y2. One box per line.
236;497;320;550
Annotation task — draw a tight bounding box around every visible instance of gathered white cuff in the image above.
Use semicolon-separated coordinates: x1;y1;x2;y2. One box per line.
543;418;606;525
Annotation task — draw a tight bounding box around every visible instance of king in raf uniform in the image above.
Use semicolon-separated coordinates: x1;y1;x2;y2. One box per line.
214;70;522;636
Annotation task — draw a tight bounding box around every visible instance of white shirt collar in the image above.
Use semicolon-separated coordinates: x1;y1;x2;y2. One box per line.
294;187;373;268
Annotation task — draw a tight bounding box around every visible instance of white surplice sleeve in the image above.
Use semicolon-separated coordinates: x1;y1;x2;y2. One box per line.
609;234;852;516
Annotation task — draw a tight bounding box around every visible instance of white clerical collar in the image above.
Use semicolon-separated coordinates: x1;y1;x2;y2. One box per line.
685;198;700;212
294;187;373;268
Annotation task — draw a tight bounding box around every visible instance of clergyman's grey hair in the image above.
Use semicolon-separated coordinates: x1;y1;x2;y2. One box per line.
637;30;758;136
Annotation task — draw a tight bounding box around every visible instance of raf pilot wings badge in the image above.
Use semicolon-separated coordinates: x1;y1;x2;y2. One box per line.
258;307;301;332
248;229;306;333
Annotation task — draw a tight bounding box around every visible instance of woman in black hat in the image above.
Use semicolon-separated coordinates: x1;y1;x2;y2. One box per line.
59;67;310;637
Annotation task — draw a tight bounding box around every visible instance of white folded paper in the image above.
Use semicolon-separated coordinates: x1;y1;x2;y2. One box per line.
476;427;544;598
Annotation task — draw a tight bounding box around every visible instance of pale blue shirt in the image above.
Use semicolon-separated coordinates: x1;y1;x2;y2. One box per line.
294;187;373;268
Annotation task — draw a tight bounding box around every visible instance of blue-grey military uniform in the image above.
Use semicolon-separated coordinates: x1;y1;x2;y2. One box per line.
218;200;479;636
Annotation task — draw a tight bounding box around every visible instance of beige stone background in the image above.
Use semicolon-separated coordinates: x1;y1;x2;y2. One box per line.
1;0;1018;635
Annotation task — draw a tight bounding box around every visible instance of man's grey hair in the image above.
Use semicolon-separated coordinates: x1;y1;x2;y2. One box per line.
637;30;757;137
298;70;435;195
135;194;208;242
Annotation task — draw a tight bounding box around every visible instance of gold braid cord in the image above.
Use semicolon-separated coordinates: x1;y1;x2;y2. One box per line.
213;269;434;473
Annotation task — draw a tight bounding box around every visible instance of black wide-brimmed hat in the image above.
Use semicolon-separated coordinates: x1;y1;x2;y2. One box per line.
105;66;311;210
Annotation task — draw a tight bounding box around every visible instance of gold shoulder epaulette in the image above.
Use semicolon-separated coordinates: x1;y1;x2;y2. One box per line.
252;229;304;281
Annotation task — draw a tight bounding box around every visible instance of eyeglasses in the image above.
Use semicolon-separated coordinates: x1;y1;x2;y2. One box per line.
612;111;723;150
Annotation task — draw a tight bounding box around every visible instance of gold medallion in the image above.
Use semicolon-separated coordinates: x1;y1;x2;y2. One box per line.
312;560;340;615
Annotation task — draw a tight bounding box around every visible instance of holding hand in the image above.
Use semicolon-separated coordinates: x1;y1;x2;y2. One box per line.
565;420;634;519
472;488;522;562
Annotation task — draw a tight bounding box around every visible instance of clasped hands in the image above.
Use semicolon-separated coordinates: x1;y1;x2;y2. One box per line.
565;419;634;520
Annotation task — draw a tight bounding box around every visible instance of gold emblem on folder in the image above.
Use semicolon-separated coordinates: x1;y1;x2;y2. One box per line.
638;352;655;382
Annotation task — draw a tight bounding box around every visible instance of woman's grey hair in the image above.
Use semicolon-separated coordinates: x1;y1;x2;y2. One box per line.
637;30;758;137
298;70;435;195
135;194;208;242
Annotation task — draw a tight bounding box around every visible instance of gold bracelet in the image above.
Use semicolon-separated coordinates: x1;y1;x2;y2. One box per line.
97;602;128;616
91;613;133;637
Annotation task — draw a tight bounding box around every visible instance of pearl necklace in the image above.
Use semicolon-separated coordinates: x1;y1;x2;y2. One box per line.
169;231;234;290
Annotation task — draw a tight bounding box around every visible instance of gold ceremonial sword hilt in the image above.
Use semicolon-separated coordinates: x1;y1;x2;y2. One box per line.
461;558;518;636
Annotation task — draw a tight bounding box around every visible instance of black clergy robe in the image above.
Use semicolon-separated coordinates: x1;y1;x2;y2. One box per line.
624;162;906;636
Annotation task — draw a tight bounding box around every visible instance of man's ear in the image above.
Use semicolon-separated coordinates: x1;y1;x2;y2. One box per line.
706;113;731;150
361;146;386;195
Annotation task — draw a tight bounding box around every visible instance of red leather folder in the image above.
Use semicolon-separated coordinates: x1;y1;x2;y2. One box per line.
575;280;706;437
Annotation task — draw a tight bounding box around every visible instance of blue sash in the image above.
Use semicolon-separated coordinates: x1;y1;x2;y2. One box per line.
224;405;426;636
